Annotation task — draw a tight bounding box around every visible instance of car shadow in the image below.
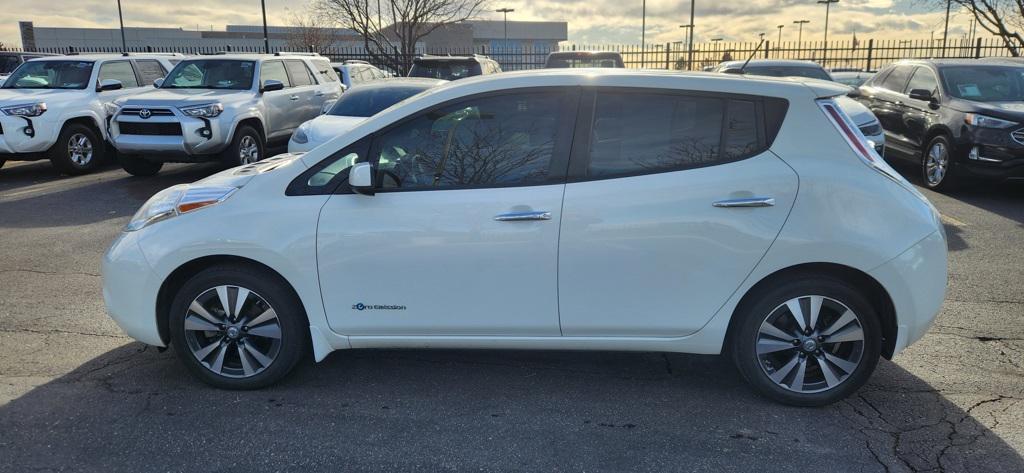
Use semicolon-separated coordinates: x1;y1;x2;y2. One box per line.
1;344;1020;472
890;160;1024;229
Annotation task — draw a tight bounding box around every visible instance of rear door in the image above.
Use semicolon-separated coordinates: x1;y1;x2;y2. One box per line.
260;60;294;139
285;60;319;124
558;89;798;337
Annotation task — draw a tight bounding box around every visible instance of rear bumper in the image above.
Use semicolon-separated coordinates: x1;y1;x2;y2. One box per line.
869;230;948;356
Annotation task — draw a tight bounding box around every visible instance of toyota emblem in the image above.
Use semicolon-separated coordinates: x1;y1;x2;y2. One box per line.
139;109;152;119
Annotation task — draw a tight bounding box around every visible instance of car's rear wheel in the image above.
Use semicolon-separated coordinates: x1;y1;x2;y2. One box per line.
49;123;103;175
922;135;957;191
117;154;164;176
731;275;881;406
169;265;308;389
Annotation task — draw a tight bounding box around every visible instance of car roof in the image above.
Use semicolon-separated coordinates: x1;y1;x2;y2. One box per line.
719;59;825;69
29;53;182;62
890;58;1011;68
548;51;623;56
348;78;448;90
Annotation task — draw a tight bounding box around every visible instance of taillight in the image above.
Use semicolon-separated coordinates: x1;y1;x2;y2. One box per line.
818;98;878;165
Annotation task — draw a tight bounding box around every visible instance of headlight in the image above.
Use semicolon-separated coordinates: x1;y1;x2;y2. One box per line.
292;123;310;144
126;184;237;232
1;102;47;117
178;103;224;118
964;113;1017;129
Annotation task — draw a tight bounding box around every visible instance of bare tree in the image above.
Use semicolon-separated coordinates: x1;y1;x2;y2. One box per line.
285;3;336;53
316;0;489;73
926;1;1024;55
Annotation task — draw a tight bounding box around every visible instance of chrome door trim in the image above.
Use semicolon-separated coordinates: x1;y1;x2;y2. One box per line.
712;197;776;208
494;211;552;222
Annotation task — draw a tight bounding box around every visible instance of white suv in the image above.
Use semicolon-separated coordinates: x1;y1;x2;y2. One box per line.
109;54;343;176
103;70;947;405
0;54;180;174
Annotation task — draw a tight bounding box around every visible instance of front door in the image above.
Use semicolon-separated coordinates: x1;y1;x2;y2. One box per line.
901;66;942;150
558;89;798;337
317;88;578;336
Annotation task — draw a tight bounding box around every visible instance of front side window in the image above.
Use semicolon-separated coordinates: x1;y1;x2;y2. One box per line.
0;55;22;74
134;60;168;86
2;60;93;89
906;67;939;96
940;65;1024;102
585;92;760;178
880;66;913;93
260;61;291;88
374;91;564;190
99;61;140;88
164;60;255;89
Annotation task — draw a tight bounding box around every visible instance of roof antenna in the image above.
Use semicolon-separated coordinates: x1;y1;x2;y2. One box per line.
739;39;766;74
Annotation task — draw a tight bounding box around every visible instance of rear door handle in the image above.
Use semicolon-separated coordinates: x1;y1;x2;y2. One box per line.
494;211;552;222
712;197;775;208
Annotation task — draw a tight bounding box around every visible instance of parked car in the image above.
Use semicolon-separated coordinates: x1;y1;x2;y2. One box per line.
289;78;446;153
0;51;57;86
332;60;389;89
713;59;885;154
0;53;180;174
103;69;946;406
109;53;344;176
856;59;1024;190
408;54;501;80
544;51;625;68
832;71;875;88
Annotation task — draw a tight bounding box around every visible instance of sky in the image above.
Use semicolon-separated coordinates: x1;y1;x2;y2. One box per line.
0;0;984;49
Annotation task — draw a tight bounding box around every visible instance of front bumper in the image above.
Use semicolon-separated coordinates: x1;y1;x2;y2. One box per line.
956;127;1024;179
869;230;948;356
101;231;165;347
109;107;232;161
0;114;59;157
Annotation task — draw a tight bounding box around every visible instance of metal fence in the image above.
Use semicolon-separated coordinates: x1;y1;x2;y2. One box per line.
5;37;1019;73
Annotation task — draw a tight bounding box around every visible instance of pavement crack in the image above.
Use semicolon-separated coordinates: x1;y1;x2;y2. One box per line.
0;268;101;277
0;327;126;339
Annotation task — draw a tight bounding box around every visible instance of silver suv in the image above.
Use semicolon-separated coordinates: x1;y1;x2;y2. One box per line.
109;53;343;175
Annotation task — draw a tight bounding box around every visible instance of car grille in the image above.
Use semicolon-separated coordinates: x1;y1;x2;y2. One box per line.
859;122;882;136
1012;128;1024;146
119;107;175;117
118;122;182;136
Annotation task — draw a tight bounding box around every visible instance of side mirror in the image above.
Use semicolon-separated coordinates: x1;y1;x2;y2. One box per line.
262;80;285;93
98;79;123;92
349;162;374;195
909;89;936;102
153;78;164;88
321;99;337;115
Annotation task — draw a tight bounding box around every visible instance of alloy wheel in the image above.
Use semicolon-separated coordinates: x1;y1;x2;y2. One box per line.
238;135;260;164
755;295;865;394
67;133;94;166
925;141;948;186
183;285;282;378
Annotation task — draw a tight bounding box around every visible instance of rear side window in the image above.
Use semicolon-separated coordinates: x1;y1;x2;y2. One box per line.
313;60;340;82
880;66;913;93
99;61;139;88
582;92;765;179
134;60;168;86
285;60;314;86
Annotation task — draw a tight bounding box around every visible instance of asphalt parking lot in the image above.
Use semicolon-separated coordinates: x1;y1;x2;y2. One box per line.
0;158;1022;472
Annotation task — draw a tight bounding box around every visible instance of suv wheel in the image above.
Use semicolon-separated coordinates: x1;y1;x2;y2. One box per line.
169;265;308;389
730;275;881;406
223;126;264;167
922;135;957;191
49;123;103;175
118;154;164;176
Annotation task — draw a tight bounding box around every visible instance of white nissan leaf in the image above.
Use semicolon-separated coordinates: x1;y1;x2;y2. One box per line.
103;69;947;406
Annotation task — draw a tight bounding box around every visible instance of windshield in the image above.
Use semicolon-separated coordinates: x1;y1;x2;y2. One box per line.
834;75;869;87
329;85;433;117
0;56;22;75
162;60;255;90
545;54;624;68
941;65;1024;102
409;61;480;80
744;65;832;81
1;61;94;89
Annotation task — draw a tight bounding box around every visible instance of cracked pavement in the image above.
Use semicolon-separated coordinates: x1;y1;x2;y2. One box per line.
0;159;1022;472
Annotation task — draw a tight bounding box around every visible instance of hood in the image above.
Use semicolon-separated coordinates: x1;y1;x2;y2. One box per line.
196;153;307;188
118;88;253;107
835;95;878;126
304;115;367;143
0;87;90;106
952;99;1024;121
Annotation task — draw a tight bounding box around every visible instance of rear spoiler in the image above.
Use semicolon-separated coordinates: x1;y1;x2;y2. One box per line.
798;77;855;98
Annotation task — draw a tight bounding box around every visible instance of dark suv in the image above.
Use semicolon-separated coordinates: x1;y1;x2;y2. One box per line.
856;59;1024;190
408;55;501;81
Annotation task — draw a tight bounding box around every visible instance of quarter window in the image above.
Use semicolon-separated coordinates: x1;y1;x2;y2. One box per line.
99;61;139;88
373;91;564;190
584;92;761;178
285;60;314;86
260;61;291;87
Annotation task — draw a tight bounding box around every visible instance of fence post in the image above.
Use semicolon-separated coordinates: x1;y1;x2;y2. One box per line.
481;44;486;55
975;37;983;58
665;42;671;69
764;41;770;58
865;39;873;71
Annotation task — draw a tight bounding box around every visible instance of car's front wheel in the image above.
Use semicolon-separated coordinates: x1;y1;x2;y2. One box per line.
49;123;104;175
169;265;308;389
117;154;164;176
731;275;881;406
223;126;264;167
922;135;957;191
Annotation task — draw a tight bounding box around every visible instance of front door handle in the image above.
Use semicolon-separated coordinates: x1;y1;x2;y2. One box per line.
289;95;300;101
713;197;775;208
494;211;552;222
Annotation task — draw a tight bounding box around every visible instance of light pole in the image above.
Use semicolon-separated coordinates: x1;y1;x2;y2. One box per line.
260;0;270;53
116;0;127;53
818;0;839;63
493;7;512;50
941;0;951;57
793;19;810;45
777;24;784;44
686;0;695;70
679;24;693;70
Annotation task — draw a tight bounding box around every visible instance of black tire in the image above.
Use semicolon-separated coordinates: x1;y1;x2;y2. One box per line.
730;274;882;407
222;125;264;167
48;123;104;175
0;159;5;170
169;264;308;389
921;135;958;191
118;154;164;176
